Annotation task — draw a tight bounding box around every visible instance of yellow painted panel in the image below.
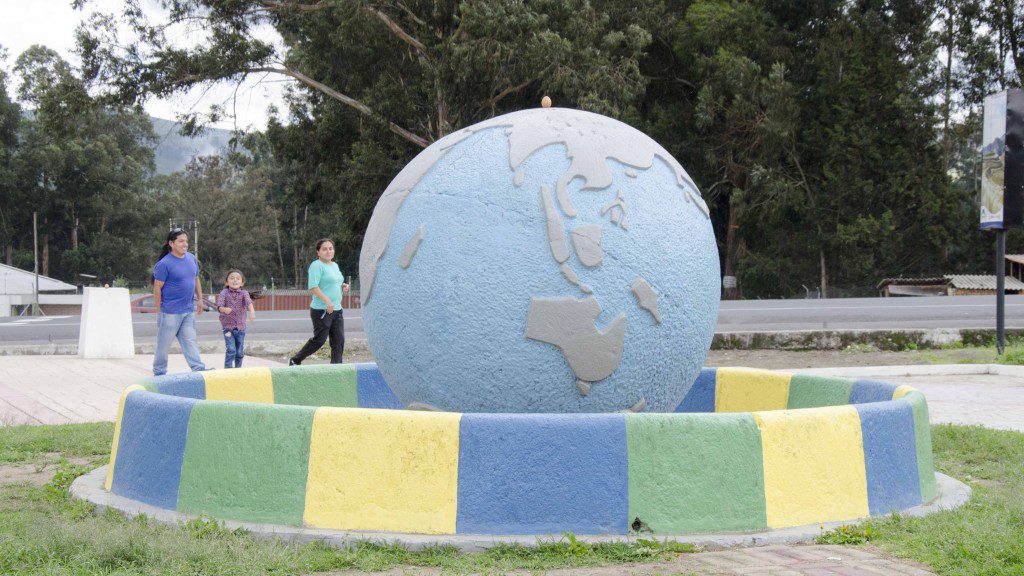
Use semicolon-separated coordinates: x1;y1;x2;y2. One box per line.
202;367;274;403
105;384;145;490
892;385;916;400
716;368;792;412
304;408;461;534
754;406;870;528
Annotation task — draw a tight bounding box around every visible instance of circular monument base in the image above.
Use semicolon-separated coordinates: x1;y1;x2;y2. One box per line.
71;466;968;552
98;364;951;538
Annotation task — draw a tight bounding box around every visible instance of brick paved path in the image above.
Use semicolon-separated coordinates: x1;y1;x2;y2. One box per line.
679;545;935;575
334;545;934;575
0;354;281;425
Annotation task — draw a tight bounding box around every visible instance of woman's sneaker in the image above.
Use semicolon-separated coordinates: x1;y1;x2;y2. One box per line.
288;357;300;366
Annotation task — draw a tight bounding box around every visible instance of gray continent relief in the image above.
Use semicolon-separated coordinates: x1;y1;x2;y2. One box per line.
398;225;425;269
631;278;662;324
540;185;570;263
525;296;626;382
359;108;710;303
570;225;603;268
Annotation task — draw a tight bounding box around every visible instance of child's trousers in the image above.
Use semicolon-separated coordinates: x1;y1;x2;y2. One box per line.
223;328;246;368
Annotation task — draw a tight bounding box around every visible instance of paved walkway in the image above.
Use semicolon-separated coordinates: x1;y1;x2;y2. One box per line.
319;545;935;575
0;354;281;425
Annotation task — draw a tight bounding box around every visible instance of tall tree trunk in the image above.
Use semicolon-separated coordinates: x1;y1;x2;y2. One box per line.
722;195;744;300
4;245;11;266
820;249;828;299
293;205;300;289
1000;0;1008;89
1005;0;1024;80
42;234;49;277
943;1;954;173
275;211;285;277
71;215;79;250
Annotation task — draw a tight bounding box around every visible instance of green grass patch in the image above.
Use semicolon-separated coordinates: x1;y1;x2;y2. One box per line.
0;422;113;464
864;424;1024;575
0;423;694;575
5;422;1024;575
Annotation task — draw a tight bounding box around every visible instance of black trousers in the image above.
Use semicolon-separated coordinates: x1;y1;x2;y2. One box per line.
292;308;345;364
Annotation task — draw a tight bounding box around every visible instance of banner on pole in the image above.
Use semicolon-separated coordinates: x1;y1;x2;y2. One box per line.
982;89;1024;229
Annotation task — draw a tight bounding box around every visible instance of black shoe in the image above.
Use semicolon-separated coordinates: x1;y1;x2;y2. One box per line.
288;357;300;366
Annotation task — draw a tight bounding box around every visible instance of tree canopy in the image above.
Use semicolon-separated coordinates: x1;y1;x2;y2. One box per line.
1;0;1023;297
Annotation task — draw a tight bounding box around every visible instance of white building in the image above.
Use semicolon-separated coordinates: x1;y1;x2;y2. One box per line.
0;263;80;317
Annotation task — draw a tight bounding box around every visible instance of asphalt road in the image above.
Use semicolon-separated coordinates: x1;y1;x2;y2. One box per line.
2;295;1024;345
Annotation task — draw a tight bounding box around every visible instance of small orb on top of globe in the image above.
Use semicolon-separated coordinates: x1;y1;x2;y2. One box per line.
360;107;719;413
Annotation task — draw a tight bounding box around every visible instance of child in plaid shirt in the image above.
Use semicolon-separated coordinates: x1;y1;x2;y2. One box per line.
217;269;256;368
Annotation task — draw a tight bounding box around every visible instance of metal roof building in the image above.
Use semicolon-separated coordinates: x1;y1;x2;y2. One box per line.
0;263;77;295
878;274;1024;296
0;264;79;317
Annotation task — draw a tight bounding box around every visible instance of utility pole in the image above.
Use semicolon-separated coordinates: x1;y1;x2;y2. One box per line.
31;212;42;317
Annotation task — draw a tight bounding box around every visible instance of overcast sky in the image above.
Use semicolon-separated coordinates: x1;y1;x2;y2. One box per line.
0;0;287;131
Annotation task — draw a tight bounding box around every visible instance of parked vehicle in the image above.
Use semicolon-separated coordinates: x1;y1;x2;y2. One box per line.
130;294;158;313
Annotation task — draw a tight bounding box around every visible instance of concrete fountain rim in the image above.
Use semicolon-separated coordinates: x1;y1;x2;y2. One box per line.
71;465;968;552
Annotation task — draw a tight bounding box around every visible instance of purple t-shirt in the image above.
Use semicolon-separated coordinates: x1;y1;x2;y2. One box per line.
153;252;199;314
217;288;252;331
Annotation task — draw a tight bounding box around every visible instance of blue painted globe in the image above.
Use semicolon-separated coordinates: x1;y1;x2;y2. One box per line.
359;108;719;413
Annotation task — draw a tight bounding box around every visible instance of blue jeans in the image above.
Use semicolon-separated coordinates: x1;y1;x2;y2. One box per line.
153;311;206;376
223;328;246;368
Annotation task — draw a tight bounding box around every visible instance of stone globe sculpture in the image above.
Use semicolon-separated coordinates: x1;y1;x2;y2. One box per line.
359;107;719;413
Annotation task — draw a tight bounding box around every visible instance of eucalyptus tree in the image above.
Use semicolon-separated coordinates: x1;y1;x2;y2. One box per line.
75;0;663;270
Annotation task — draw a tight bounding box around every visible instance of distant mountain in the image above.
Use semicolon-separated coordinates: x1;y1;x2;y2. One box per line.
150;117;239;174
983;136;1006;158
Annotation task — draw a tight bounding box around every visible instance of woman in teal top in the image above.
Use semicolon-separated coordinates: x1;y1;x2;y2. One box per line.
289;239;350;365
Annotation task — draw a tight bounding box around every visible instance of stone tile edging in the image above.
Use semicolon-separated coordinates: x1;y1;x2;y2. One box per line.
793;364;1024;378
71;466;969;553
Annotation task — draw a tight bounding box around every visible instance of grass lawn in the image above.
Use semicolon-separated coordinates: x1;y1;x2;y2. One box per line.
0;424;692;575
863;424;1024;576
1;422;1022;575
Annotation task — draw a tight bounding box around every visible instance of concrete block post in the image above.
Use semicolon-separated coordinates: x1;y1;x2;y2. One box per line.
78;287;135;358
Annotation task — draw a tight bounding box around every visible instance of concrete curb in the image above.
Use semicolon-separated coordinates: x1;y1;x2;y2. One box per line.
71;466;969;552
0;338;370;357
712;327;1023;351
793;363;1024;378
4;327;1020;356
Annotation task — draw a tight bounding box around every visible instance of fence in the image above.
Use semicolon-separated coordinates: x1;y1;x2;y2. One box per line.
251;289;361;311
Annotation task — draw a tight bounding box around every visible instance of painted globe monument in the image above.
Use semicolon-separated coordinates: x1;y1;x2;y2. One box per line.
90;105;943;541
360;107;720;413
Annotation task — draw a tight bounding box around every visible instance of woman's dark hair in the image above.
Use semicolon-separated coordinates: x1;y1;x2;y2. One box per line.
225;269;244;283
152;229;188;283
315;238;334;251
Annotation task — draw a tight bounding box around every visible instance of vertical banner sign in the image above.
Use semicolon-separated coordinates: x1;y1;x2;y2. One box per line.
982;89;1024;229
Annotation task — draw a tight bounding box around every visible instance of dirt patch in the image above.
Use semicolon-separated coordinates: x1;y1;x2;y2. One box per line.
0;455;93;486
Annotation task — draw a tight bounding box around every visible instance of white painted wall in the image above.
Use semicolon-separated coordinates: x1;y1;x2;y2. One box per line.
78;288;134;358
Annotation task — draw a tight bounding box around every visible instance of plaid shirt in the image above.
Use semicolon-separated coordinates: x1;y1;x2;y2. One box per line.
217;288;252;331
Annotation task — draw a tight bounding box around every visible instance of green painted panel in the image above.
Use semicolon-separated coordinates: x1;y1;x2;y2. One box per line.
177;401;315;525
271;364;358;407
902;392;937;501
626;413;767;533
787;375;854;409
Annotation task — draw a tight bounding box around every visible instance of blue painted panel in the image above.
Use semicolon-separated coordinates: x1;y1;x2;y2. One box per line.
856;401;922;514
356;363;403;409
155;372;206;399
456;413;628;535
675;368;717;412
850;379;899;404
110;391;196;509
